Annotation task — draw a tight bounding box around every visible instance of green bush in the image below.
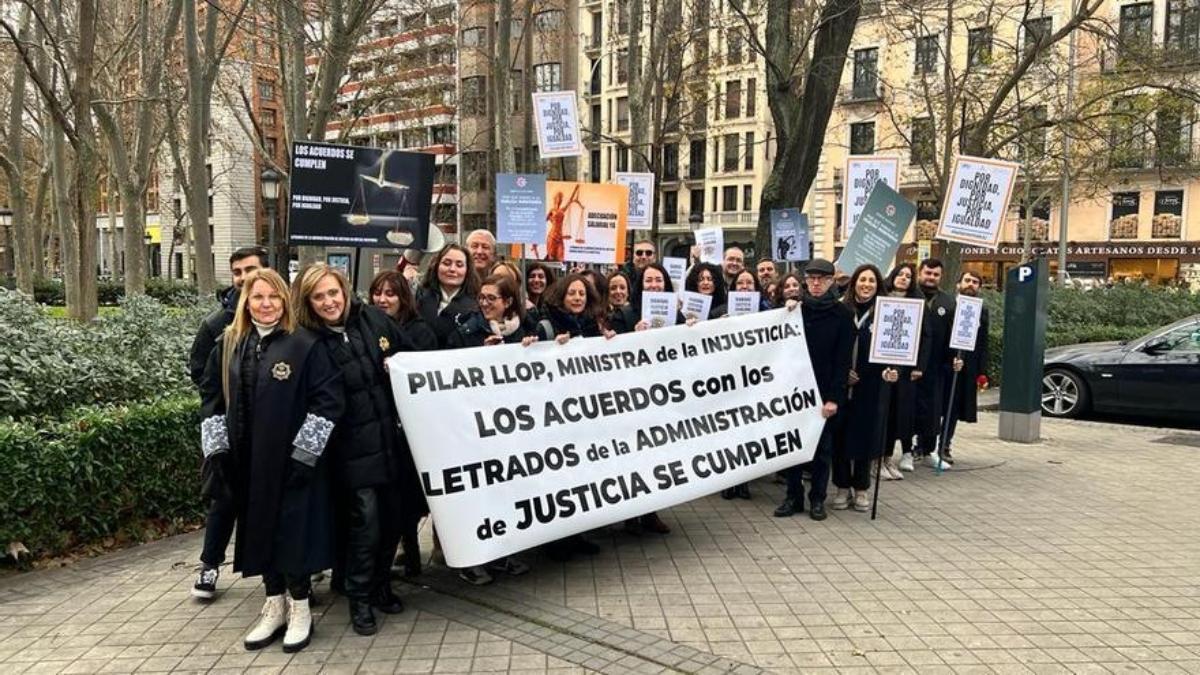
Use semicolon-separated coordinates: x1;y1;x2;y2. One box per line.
0;289;210;420
0;395;203;557
32;278;201;306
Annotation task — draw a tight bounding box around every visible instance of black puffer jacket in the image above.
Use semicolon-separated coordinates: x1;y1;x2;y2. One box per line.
188;286;238;386
541;306;604;339
415;287;484;348
316;299;416;489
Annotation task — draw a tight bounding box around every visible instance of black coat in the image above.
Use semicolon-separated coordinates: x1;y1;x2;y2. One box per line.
916;289;957;435
841;303;888;460
888;299;932;445
801;295;855;408
451;313;536;348
200;327;344;578
415;287;483;348
188;287;237;386
608;304;638;334
316;300;419;490
541;306;604;339
952;305;990;424
390;313;439;525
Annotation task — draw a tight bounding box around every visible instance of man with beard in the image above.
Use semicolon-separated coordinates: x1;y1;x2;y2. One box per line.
774;258;854;521
755;258;777;288
909;258;963;471
940;270;987;465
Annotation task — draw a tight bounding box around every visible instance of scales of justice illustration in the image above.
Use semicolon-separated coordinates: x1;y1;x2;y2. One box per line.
344;150;422;246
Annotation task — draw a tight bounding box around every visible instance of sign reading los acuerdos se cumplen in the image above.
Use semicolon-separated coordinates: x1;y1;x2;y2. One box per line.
386;310;827;567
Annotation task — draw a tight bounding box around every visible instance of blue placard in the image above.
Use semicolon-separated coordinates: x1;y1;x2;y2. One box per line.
496;173;547;244
770;209;810;262
835;182;916;273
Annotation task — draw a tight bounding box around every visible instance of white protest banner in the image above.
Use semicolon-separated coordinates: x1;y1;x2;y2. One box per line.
727;291;760;316
615;172;655;230
532;91;583;159
387;310;826;567
680;291;713;321
936;155;1019;249
640;291;677;329
949;295;984;352
868;296;925;367
695;228;724;265
662;257;686;295
844;156;899;239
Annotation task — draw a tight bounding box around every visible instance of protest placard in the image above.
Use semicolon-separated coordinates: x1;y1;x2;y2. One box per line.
680;292;713;321
289;141;435;248
770;209;810;262
496;174;547;244
950;295;985;351
386;310;826;567
727;291;761;316
869;296;925;367
696;228;723;265
936;155;1019;249
640;291;677;329
835;182;916;274
844;156;900;239
662;257;686;295
532;91;583;158
517;181;628;264
615;172;655;231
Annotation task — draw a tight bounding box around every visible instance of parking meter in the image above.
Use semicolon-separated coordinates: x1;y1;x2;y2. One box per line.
999;257;1049;442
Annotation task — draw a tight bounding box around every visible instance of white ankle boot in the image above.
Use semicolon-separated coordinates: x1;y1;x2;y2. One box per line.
244;595;287;650
282;595;312;653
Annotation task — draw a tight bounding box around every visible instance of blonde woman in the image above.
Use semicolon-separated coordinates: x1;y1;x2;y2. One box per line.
199;268;343;654
293;264;423;636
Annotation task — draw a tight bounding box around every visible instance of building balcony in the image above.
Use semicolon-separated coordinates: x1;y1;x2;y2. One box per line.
702;211;757;226
841;82;881;104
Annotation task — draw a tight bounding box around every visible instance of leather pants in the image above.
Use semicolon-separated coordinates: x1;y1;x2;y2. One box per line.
342;485;402;601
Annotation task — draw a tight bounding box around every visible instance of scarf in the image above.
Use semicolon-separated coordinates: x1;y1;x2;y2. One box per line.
801;288;839;312
489;315;522;338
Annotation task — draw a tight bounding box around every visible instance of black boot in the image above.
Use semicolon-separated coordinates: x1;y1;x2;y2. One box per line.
349;599;378;636
809;500;827;521
370;585;405;614
721;488;736;500
773;497;799;517
735;484;751;500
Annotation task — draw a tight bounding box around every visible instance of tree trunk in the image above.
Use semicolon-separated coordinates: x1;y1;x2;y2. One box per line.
31;169;49;281
494;0;514;177
69;0;100;320
182;0;216;293
107;173;119;279
3;4;33;294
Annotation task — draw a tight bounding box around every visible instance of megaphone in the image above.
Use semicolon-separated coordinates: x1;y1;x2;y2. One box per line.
399;222;447;268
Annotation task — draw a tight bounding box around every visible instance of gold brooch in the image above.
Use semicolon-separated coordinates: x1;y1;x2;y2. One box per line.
271;361;292;381
379;336;390;352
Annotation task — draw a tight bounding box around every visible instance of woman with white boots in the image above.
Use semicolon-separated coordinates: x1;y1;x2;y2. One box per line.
199;268;344;653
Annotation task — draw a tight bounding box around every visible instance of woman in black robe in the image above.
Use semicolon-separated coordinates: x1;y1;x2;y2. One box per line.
200;268;343;654
881;263;930;477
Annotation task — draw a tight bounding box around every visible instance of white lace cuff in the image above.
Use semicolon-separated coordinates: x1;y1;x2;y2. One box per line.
291;414;334;466
200;415;229;458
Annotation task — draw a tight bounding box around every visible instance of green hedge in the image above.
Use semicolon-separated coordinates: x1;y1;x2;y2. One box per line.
0;395;204;557
32;278;201;306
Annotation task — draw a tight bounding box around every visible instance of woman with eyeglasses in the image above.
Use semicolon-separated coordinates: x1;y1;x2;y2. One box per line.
199;268;343;654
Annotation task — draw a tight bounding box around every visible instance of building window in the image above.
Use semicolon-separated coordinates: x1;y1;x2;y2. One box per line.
744;131;755;170
431;124;454;144
590;59;602;94
1110;192;1140;239
1153;190;1184;238
663;190;679;224
1023;17;1052;56
967;27;993;67
617;146;631;172
850;121;875;155
1119;3;1154;58
727;30;743;65
462;151;489;191
742;185;752;211
688;139;706;179
911;117;935;165
722;185;738;211
1110;95;1147;168
1020;106;1048;162
462;26;485;47
258;79;275;101
616;49;629;85
617;0;630;34
260;109;276;128
534;9;564;31
1166;0;1200;54
617;97;630;131
590;102;601;138
511;69;523;112
590;149;601;182
723;133;739;171
915;35;938;74
663;143;680;181
746;78;756;117
852;48;879;99
725;80;741;118
1156;99;1193;167
534;62;561;91
461;76;487;116
689;188;704;217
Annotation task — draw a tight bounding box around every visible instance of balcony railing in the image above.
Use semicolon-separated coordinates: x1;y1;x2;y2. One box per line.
842;82;881;103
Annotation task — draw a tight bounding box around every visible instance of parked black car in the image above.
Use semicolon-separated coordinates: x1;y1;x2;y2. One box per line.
1042;314;1200;419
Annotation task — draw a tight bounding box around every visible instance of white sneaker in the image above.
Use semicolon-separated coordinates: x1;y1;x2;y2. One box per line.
282;595;312;653
927;454;951;470
244;595;287;650
831;488;851;510
898;454;914;472
853;491;870;512
884;458;904;480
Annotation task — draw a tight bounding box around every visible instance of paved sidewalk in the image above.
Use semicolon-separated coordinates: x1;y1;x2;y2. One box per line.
2;412;1199;674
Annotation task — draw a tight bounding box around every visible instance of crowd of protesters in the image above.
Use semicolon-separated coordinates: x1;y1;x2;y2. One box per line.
187;234;988;653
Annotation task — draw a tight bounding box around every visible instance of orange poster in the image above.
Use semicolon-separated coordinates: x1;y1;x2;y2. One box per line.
511;181;628;264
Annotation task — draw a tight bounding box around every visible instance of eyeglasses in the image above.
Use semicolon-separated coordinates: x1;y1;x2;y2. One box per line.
478;294;501;303
634;250;655;257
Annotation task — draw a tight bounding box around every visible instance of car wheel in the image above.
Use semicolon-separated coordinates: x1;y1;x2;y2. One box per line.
1042;369;1090;418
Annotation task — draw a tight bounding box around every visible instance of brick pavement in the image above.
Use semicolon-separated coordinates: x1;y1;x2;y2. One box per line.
2;412;1199;674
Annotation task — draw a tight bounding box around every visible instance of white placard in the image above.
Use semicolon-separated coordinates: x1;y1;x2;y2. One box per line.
679;291;713;322
868;296;926;367
387;310;826;567
532;91;583;159
936;155;1020;249
695;228;724;265
949;295;984;352
615;172;655;230
726;291;761;316
844;156;900;239
662;256;686;295
640;291;677;329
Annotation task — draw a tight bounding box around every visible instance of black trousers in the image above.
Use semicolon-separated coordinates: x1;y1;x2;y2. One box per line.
785;423;835;505
200;492;236;568
832;456;871;491
340;485;401;601
264;573;311;599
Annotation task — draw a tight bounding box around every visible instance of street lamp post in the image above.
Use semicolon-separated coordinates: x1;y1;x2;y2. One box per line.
0;207;13;281
260;168;281;269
